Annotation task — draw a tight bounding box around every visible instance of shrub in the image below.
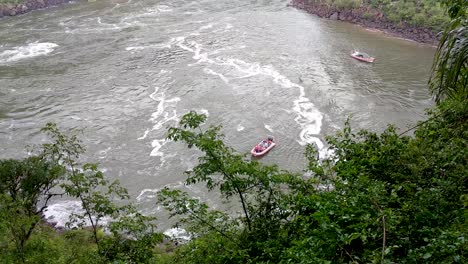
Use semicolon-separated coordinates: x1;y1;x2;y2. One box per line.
387;12;402;23
0;0;24;4
397;0;416;21
334;0;363;9
412;13;427;26
363;11;374;20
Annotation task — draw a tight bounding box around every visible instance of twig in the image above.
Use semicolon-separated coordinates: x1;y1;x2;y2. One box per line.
185;208;242;248
398;109;448;136
381;215;386;264
371;200;387;264
340;246;356;263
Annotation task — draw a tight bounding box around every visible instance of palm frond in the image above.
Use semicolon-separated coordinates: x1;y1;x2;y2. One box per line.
429;18;468;104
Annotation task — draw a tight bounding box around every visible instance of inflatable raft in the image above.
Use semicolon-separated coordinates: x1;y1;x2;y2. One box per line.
251;137;275;157
350;51;375;63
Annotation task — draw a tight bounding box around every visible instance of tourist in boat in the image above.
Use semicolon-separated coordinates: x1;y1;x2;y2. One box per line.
251;136;276;157
267;136;274;144
353;51;365;58
351;51;375;63
255;145;263;153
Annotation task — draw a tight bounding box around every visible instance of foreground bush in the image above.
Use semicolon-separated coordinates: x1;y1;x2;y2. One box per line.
159;101;466;263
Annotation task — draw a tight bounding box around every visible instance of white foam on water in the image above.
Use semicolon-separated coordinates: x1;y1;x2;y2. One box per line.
164;227;191;242
125;46;145;51
64;16;144;34
103;16;146;29
146;86;180;165
264;124;274;133
97;147;112;159
176;40;215;66
125;41;173;52
138;129;150;140
138;69;181;165
199;109;210;116
96;16;138;31
136;181;185;202
148;86;180;131
218;58;326;154
124;7;161;19
320;148;335;160
43;201;81;228
172;36;190;52
157;5;173;12
150;138;167;160
237;124;245;131
43;200;111;228
199;23;215;30
215;57;260;78
0;42;58;63
136;188;160;202
204;68;229;84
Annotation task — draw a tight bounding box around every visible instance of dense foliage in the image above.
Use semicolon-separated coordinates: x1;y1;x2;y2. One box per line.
0;124;163;263
430;0;467;103
0;0;24;5
157;100;466;263
309;0;450;30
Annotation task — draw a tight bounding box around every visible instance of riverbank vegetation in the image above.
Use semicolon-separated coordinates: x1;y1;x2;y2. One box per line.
326;0;449;30
1;1;467;263
292;0;456;43
0;0;23;4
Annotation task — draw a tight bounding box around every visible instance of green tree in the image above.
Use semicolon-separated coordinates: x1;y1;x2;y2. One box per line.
0;155;65;260
42;123;162;263
0;123;162;263
429;0;467;103
159;111;304;262
159;107;467;263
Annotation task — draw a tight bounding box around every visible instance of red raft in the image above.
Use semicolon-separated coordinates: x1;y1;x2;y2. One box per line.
251;137;276;157
350;51;375;63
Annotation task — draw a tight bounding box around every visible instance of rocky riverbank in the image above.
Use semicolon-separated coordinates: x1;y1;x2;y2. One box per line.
0;0;73;18
289;0;438;45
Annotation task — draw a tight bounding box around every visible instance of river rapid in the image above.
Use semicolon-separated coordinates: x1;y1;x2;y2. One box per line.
0;0;434;232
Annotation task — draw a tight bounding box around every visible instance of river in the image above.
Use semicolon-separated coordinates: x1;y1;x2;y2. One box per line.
0;0;434;231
